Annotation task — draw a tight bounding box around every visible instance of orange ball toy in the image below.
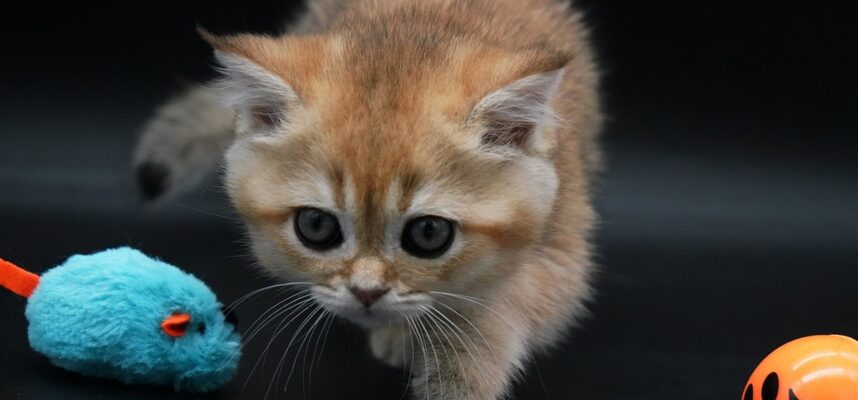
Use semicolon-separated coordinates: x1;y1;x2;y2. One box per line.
742;335;858;400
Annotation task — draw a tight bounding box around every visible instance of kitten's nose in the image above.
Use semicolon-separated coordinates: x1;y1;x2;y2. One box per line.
349;287;389;308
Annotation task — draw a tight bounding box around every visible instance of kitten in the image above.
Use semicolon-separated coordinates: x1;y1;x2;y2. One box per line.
134;0;602;398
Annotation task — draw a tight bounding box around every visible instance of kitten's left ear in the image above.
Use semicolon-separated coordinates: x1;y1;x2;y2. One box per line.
467;67;566;155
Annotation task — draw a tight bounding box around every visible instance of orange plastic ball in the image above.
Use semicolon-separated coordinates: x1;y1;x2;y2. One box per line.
742;335;858;400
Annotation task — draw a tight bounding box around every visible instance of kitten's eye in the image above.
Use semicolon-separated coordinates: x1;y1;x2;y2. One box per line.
401;216;455;258
294;207;344;251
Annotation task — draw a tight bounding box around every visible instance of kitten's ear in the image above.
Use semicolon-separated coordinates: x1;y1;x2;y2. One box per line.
200;29;301;135
467;67;565;155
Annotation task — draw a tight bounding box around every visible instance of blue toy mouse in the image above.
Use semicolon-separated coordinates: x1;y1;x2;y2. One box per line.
0;247;241;392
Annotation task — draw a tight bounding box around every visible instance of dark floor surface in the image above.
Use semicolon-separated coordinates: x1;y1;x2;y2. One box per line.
1;94;856;399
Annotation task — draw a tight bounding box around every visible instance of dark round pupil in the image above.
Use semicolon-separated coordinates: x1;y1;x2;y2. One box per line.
301;209;332;239
309;212;324;232
420;220;436;240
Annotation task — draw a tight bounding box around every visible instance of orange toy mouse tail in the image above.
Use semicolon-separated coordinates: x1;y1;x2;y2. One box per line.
0;257;40;298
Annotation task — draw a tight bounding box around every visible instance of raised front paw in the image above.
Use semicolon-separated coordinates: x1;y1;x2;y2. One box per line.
132;86;233;200
369;325;411;369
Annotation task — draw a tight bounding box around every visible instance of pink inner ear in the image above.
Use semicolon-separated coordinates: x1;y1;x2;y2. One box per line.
250;105;281;128
481;122;535;148
470;68;564;151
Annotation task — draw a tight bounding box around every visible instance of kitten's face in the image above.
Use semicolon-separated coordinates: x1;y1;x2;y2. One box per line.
214;33;567;327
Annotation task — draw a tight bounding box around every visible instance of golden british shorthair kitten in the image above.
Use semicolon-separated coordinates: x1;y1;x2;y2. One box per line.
134;0;601;398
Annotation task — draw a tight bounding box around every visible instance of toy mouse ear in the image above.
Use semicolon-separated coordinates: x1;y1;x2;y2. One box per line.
161;313;191;337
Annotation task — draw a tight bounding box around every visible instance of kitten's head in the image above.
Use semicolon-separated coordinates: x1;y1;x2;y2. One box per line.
206;30;572;328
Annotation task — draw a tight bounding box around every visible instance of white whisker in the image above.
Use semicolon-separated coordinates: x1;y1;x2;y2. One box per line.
430;298;498;361
307;312;334;392
429;291;518;331
398;320;416;400
242;292;314;346
225;281;313;313
276;306;325;395
415;313;440;393
420;305;461;375
424;304;490;384
242;298;316;396
220;291;312;373
406;316;430;400
295;308;329;396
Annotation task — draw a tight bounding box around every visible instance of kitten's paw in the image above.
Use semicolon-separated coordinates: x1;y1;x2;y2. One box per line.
132;86;233;200
369;325;410;369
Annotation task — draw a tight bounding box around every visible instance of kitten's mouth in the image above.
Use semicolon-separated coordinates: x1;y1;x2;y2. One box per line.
310;285;430;329
342;306;414;329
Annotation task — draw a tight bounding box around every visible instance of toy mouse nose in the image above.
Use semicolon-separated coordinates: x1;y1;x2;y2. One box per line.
349;287;388;307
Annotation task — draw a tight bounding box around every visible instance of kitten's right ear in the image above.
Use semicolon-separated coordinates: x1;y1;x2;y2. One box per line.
199;29;301;135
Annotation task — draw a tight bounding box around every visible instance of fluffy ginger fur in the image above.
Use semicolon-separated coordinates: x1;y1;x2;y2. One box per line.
134;0;601;398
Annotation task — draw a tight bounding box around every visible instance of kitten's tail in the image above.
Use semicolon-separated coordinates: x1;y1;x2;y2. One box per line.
0;257;40;298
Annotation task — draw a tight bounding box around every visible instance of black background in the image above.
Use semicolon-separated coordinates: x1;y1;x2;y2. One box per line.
0;1;855;399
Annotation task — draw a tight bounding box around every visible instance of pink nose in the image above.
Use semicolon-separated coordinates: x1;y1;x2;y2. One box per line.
349;287;389;308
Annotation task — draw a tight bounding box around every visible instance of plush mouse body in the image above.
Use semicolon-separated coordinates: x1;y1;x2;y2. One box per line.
1;247;240;392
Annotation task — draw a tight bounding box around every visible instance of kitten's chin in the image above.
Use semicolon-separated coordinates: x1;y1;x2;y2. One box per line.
340;310;403;329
